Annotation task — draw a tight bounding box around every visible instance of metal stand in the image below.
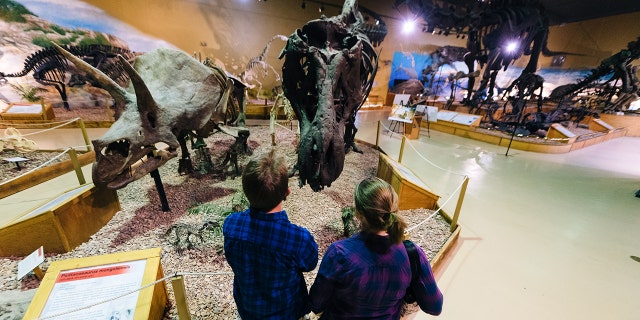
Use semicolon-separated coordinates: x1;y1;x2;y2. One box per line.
150;169;170;212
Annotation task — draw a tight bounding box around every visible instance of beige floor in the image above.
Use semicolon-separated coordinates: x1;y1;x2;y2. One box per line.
355;109;640;320
3;114;639;319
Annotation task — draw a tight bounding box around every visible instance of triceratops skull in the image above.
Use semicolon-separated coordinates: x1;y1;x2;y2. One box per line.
280;0;378;191
54;44;231;189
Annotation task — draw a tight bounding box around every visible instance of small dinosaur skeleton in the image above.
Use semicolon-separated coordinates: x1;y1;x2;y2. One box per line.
0;45;136;112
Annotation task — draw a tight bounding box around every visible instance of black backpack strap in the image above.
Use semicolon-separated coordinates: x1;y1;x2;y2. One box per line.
403;240;420;282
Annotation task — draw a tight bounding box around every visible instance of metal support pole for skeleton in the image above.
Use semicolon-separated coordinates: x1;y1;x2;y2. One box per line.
148;152;170;211
375;120;381;147
505;104;527;157
150;168;170;212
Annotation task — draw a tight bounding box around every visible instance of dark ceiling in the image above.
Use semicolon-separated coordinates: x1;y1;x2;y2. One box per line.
541;0;640;25
313;0;640;26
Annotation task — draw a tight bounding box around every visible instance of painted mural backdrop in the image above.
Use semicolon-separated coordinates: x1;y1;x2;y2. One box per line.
0;0;172;105
388;50;593;102
14;0;173;52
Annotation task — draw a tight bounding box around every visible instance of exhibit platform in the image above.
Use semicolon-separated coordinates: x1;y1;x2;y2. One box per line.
0;163;120;257
424;110;627;153
0;129;121;257
0;102;55;121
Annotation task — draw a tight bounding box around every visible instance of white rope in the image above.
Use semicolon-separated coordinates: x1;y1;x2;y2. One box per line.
0;118;81;128
404;138;467;177
275;121;296;132
374;119;468;233
19;119;82;137
37;275;172;320
35;271;235;320
405;176;466;234
177;271;234;277
1;148;72;185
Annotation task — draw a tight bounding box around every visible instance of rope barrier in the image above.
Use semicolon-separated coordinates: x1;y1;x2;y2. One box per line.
19;119;82;137
35;270;237;320
0;118;81;128
1;148;73;185
274;121;297;132
37;275;171;320
375;119;469;233
405;177;466;234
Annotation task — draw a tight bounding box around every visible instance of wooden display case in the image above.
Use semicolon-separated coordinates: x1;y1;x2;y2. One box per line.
0;183;120;257
0;101;54;120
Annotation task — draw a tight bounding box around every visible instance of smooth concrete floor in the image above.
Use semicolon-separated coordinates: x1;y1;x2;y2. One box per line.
354;109;640;320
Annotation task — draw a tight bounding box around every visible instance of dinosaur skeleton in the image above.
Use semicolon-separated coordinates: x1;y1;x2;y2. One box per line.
548;37;640;113
0;44;135;112
269;91;296;146
422;45;471;97
240;34;288;95
396;0;569;106
53;43;236;189
280;0;381;191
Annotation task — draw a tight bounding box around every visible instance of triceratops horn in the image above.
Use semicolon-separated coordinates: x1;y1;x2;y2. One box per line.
116;55;159;115
52;42;128;105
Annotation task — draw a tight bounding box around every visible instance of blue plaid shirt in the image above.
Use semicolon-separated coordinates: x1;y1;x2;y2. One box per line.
309;233;443;319
223;207;318;319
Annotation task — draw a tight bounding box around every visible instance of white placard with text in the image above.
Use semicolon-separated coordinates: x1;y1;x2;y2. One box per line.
17;246;44;280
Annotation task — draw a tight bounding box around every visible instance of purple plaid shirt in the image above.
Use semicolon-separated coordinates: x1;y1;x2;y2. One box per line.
224;208;318;319
309;233;443;319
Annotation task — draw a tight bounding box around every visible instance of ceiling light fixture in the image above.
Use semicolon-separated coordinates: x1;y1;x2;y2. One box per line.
319;5;325;13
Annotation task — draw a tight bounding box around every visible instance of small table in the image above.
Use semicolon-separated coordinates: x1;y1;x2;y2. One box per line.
3;157;29;170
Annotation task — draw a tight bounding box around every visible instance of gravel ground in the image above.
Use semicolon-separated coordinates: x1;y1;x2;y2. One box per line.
0;125;452;319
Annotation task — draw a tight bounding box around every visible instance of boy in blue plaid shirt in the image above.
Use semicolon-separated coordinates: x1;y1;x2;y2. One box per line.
224;150;318;319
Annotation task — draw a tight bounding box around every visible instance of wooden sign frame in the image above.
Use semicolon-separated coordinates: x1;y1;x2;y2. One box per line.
23;248;168;320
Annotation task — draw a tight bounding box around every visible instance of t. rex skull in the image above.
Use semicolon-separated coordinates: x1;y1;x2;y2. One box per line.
54;44;231;189
280;0;378;191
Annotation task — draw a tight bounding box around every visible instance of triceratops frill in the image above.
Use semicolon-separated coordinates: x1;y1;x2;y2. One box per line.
53;43;232;189
279;0;379;191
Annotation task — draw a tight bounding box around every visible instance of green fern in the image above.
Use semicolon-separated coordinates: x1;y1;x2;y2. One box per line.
341;206;357;237
9;83;47;102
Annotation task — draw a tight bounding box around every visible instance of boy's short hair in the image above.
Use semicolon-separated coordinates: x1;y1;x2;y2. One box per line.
242;149;289;211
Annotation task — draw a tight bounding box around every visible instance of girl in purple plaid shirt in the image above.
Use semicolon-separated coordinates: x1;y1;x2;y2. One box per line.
309;177;443;319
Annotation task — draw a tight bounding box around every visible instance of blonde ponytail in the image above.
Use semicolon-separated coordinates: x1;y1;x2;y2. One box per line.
355;178;407;244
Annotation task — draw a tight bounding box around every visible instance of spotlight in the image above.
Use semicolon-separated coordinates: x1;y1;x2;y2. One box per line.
301;1;305;8
319;4;325;13
402;19;416;34
505;41;518;53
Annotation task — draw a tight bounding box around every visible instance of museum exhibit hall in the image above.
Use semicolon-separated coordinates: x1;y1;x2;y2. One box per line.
0;0;639;319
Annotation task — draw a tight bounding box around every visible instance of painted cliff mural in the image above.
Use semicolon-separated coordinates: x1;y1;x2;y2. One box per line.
0;0;173;114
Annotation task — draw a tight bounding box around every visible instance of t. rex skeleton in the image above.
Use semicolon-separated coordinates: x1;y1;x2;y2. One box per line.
280;0;381;191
